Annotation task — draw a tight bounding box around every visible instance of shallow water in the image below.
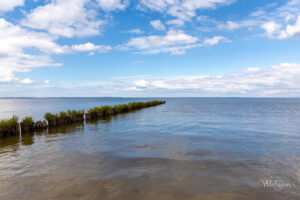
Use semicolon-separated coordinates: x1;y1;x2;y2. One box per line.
0;98;299;200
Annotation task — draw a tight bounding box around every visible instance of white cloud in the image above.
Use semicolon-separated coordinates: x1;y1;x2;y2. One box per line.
140;0;234;12
261;21;282;38
127;29;198;50
0;18;109;84
0;69;17;83
125;29;144;34
0;0;24;13
131;44;200;55
8;63;300;97
218;20;258;30
19;78;34;85
0;18;62;83
0;18;65;55
0;54;61;84
251;0;300;21
279;15;300;39
134;79;148;87
22;0;103;38
131;79;168;90
166;19;185;26
198;1;300;40
125;29;199;55
126;63;300;96
44;80;50;84
96;0;128;11
245;67;261;72
276;0;300;20
247;1;300;39
204;36;227;46
171;50;186;55
150;20;166;31
124;30;227;54
219;21;240;30
139;0;235;26
197;15;214;23
70;42;111;53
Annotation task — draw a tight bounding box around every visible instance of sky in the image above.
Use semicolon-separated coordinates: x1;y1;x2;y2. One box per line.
1;0;300;97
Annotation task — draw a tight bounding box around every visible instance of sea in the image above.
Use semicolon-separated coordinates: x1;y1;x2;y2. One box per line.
0;97;299;200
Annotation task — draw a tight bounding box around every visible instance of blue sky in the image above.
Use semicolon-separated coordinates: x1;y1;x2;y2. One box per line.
1;0;300;97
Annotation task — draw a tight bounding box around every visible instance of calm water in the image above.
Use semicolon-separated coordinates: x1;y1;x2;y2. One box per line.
0;98;299;200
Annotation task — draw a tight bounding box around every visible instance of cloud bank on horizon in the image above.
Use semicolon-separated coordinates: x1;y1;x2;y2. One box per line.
0;0;300;97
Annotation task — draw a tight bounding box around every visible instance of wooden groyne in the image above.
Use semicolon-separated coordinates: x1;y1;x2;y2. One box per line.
0;116;20;138
0;100;166;138
20;117;47;133
45;110;85;128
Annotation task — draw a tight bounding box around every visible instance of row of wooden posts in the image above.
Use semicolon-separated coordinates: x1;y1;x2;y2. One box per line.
0;100;166;139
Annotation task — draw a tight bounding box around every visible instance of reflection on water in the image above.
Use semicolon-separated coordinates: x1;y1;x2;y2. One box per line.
0;136;20;155
21;133;34;146
0;98;299;200
47;122;85;135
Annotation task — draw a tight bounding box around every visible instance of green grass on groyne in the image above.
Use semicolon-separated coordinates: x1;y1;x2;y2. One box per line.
86;100;165;120
0;116;19;138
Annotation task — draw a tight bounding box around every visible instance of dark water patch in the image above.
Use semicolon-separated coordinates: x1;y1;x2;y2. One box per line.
21;132;34;146
0;136;20;155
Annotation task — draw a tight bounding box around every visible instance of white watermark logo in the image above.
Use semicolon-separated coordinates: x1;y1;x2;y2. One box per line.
260;178;291;191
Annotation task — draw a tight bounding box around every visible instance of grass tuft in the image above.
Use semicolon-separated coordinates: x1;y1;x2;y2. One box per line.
0;115;19;130
44;113;57;121
22;117;33;125
67;109;85;116
88;100;165;116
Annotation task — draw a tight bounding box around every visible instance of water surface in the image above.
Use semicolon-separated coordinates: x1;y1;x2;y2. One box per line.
0;98;299;200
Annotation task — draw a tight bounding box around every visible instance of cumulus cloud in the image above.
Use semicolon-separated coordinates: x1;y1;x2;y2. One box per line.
0;18;64;55
44;80;50;84
70;42;111;53
259;14;300;39
123;30;227;54
275;0;300;20
166;19;185;26
204;36;227;46
150;20;166;31
171;50;186;55
218;20;258;30
0;18;62;83
246;0;300;39
96;0;129;11
126;63;300;96
125;29;144;34
127;29;198;49
19;78;34;85
261;21;282;38
0;18;109;84
8;63;300;97
204;0;300;40
139;0;235;26
0;0;24;13
125;29;198;54
22;0;103;38
218;21;240;30
279;15;300;39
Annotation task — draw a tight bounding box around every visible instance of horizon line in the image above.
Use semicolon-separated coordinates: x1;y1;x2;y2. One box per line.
1;97;300;99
